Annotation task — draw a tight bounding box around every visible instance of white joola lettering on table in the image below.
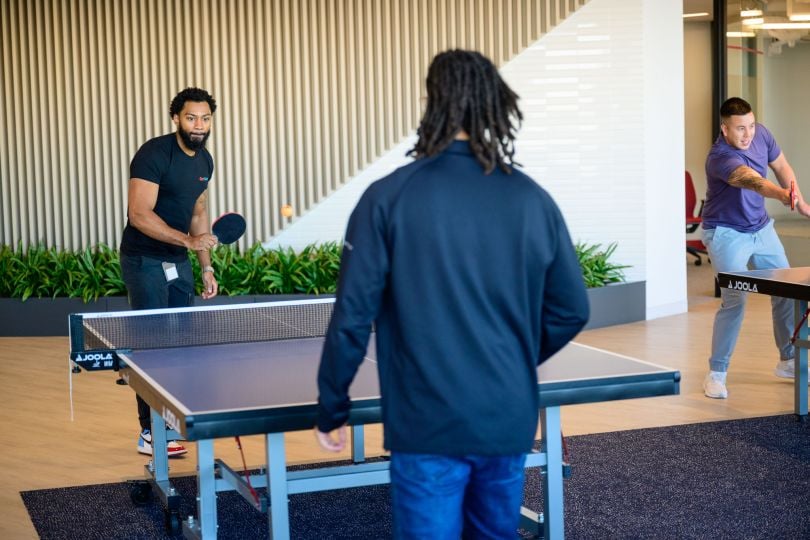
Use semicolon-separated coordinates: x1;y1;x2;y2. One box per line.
74;352;114;369
725;279;758;293
162;406;179;432
75;352;113;362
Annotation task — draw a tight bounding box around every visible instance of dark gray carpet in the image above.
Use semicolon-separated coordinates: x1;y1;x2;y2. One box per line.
21;415;810;539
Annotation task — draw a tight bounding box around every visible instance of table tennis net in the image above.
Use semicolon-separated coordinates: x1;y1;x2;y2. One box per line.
71;299;336;352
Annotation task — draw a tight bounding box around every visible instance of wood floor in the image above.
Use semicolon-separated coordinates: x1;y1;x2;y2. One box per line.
0;261;799;539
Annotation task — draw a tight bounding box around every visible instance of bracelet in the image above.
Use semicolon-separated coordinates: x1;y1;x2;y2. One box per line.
202;265;215;274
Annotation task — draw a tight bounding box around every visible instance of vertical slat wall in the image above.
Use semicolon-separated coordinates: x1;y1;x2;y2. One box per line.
0;0;587;250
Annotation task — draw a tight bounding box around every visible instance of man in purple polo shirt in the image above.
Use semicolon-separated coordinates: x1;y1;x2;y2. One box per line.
701;97;808;399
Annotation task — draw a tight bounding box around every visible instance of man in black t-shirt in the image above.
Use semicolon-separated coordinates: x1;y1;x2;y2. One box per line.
119;87;220;457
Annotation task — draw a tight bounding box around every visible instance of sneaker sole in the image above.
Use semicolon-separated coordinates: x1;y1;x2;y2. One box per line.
703;385;728;399
137;448;188;457
774;369;794;379
137;443;187;457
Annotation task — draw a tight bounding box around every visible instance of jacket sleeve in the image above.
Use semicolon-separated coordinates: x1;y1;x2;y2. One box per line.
538;212;590;364
316;185;390;432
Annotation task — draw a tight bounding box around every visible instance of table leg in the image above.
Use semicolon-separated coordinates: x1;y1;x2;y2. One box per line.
796;300;808;417
150;410;169;483
350;425;365;463
196;439;217;538
540;407;564;540
266;432;290;540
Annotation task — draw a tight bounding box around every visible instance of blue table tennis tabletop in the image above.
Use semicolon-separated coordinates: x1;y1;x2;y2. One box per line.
120;337;680;441
718;267;810;302
72;301;679;540
719;267;810;417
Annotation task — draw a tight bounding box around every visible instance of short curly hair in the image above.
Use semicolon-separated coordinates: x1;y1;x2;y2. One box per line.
169;87;217;117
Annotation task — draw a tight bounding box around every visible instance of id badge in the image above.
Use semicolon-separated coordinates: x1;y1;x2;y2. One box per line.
161;261;179;282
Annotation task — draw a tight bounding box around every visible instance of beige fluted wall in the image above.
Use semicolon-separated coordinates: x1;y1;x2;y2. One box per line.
0;0;586;250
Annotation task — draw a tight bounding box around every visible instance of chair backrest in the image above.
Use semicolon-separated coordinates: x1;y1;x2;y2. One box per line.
685;171;697;217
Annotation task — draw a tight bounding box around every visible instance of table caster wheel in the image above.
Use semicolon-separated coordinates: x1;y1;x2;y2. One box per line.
128;480;152;506
165;510;183;535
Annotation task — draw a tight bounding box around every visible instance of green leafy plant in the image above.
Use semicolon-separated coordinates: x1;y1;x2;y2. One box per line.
0;242;127;301
193;242;342;296
575;241;629;288
0;240;628;300
0;242;343;301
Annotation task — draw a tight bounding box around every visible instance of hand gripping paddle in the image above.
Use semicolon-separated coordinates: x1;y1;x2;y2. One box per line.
790;181;796;211
212;212;246;244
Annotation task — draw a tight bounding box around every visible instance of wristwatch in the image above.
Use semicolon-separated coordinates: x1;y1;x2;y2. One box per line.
202;265;215;274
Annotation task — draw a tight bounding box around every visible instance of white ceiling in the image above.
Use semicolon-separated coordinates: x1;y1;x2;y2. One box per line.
683;1;810;43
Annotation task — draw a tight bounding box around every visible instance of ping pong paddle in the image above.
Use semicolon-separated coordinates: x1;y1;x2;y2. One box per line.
212;212;246;244
790;181;796;211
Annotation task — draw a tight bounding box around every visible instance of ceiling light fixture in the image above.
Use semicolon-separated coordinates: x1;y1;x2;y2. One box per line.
788;0;810;21
759;21;810;28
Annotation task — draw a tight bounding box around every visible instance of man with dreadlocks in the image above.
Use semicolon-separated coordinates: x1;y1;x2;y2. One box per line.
315;49;589;538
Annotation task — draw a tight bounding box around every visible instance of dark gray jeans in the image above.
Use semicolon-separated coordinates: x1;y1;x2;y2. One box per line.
120;253;195;430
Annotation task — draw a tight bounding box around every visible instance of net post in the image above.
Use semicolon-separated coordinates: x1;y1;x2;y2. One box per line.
68;314;85;355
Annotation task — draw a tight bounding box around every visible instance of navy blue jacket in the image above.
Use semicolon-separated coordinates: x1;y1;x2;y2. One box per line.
317;140;590;455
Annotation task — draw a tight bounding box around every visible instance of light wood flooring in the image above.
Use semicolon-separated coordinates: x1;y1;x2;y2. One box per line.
0;260;799;539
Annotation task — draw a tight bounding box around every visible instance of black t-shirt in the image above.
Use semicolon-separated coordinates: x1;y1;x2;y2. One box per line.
120;133;214;261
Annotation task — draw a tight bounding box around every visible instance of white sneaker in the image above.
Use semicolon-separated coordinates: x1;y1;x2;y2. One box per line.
703;371;728;399
775;359;795;379
137;429;187;457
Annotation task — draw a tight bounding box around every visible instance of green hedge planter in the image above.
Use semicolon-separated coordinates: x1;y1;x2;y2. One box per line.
0;242;641;336
0;283;645;337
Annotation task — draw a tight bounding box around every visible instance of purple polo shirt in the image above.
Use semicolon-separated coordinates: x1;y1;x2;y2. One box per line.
702;123;781;232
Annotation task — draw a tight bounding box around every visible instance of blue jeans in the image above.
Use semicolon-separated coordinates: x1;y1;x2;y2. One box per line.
120;253;195;429
702;219;794;372
389;452;526;540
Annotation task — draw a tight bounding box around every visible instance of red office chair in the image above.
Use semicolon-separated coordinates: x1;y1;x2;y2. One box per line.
685;171;708;266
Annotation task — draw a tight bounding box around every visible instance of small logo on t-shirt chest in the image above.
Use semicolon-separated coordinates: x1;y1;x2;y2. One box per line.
198;176;209;182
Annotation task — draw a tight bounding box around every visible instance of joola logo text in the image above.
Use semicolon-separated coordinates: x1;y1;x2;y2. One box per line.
726;280;758;293
163;407;180;431
76;353;113;362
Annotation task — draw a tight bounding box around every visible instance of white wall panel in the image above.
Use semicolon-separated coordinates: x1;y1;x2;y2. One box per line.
270;0;687;320
0;0;589;250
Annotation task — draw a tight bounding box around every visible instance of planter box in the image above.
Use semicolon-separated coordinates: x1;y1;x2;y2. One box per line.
583;281;646;331
0;282;644;337
0;297;130;337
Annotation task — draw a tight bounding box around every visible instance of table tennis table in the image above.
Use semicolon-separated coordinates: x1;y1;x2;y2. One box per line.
718;267;810;417
69;298;680;540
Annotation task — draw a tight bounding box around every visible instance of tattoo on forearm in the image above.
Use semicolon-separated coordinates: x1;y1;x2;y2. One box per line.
736;176;764;192
728;167;764;193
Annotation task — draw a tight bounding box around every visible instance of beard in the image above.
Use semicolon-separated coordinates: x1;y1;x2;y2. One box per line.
178;126;210;151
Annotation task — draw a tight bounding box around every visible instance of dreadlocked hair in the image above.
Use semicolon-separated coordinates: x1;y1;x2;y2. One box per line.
408;49;522;174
